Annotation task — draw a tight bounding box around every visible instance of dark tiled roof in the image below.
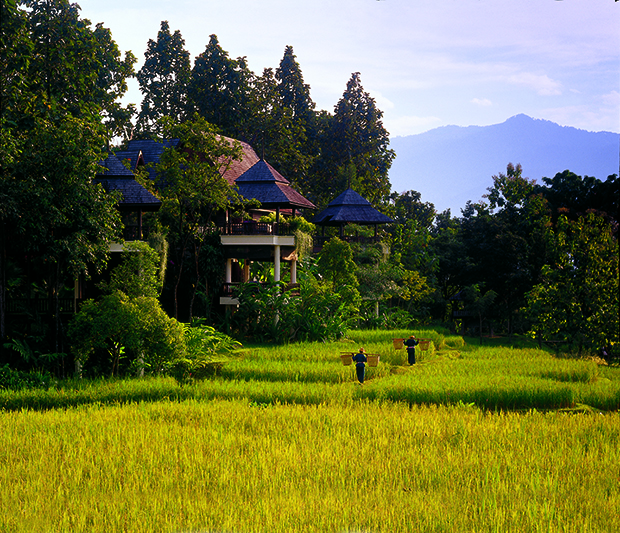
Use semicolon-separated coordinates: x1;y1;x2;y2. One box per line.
220;138;261;186
236;160;316;209
124;139;180;165
313;188;393;225
119;139;180;182
98;153;134;176
96;154;161;211
109;137;314;210
112;150;143;172
236;159;289;184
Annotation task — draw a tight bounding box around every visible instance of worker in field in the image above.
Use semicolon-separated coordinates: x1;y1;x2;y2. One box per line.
404;335;419;365
352;347;367;384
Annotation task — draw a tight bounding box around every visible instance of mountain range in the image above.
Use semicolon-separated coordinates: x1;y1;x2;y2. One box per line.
387;114;619;215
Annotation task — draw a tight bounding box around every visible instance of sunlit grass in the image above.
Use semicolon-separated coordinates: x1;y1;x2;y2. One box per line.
2;330;619;411
2;329;620;531
1;400;618;532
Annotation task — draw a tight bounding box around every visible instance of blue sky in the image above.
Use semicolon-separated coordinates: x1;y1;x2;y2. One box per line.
78;0;620;137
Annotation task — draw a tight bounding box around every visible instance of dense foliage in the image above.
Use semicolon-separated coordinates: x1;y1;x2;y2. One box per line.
1;4;617;379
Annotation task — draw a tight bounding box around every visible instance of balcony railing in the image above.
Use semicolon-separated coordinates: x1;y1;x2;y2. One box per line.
219;221;292;236
313;234;381;247
221;282;301;298
122;226;155;241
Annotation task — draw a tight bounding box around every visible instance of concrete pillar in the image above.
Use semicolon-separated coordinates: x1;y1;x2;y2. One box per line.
274;245;281;281
225;258;232;283
243;261;250;283
290;259;297;284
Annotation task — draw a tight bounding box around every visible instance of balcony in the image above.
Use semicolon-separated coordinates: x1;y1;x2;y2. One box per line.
219;221;291;236
121;225;156;241
220;281;301;305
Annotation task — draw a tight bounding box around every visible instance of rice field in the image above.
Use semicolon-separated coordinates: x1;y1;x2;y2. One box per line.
1;329;619;531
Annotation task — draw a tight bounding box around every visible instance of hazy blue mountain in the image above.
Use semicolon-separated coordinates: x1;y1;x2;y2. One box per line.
388;114;619;215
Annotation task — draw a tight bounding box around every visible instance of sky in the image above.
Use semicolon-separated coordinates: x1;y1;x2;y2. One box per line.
77;0;620;138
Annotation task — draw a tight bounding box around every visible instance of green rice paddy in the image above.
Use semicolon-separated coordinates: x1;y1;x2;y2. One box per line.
1;329;619;531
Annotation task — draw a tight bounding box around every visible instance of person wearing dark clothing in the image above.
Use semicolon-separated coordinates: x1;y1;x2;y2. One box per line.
352;348;367;384
404;335;419;365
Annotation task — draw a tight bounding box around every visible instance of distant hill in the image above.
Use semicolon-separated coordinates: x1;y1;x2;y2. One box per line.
388;114;619;215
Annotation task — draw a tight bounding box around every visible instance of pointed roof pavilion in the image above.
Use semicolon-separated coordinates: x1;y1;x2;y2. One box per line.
313;188;393;226
313;188;393;240
235;159;316;211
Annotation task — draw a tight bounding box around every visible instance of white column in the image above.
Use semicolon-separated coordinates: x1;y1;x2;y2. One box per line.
243;261;250;283
274;245;281;282
225;258;232;283
290;259;297;284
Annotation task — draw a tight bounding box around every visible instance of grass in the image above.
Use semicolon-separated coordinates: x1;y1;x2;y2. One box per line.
1;328;619;531
1;400;618;532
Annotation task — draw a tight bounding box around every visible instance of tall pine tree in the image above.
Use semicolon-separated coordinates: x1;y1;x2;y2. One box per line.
136;20;191;136
271;45;318;189
313;73;394;208
188;34;253;139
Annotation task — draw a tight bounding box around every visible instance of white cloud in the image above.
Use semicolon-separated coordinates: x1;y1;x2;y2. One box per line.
81;0;619;134
540;98;620;133
505;72;563;96
471;98;492;107
385;115;442;138
601;90;620;108
368;90;395;111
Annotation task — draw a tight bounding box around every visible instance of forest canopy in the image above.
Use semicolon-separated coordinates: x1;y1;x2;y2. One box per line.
1;2;617;375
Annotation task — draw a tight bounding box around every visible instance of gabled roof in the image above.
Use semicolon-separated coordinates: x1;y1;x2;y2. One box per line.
313;188;393;226
219;138;260;186
117;137;258;186
116;139;180;182
110;136;315;211
122;139;180;165
98;153;134;176
96;154;162;211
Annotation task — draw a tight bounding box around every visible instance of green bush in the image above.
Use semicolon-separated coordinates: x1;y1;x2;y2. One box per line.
170;321;242;383
68;291;186;377
0;364;53;391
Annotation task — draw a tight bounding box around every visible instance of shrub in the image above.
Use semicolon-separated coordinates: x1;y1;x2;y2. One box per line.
0;364;52;391
68;291;186;377
170;321;242;383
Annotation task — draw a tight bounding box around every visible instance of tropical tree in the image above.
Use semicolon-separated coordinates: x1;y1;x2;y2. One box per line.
459;284;498;343
275;46;316;126
1;0;133;351
92;23;137;141
534;170;619;225
68;290;185;377
102;241;163;299
136;20;191;135
272;45;318;186
5;116;122;354
459;164;553;334
155;114;244;320
389;190;436;230
428;210;470;321
231;266;358;343
316;237;361;309
21;0;135;127
525;213;619;354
